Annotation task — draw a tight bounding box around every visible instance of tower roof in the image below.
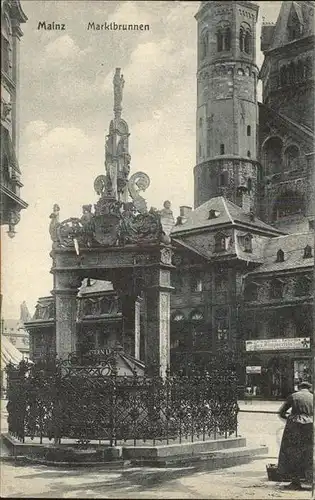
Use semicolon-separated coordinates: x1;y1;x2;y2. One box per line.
266;1;315;51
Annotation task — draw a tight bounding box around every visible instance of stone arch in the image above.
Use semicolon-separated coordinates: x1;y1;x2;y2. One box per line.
262;136;283;175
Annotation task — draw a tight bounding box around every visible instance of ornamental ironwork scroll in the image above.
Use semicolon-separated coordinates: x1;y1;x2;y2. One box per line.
6;347;238;446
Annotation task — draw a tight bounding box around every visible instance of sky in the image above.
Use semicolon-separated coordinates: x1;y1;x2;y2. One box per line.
2;0;282;319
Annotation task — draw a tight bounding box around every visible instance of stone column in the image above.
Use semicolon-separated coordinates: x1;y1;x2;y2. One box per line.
134;296;142;359
144;247;174;378
53;273;81;359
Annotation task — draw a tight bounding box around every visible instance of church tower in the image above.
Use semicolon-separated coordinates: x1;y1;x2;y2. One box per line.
194;1;260;211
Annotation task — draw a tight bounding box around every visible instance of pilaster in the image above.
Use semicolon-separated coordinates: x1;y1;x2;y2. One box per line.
53;273;81;358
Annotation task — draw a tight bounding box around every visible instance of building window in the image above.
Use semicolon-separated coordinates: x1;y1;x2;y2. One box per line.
215;307;229;342
247;150;251;158
220;143;225;155
191;272;203;292
244;282;258;301
214;233;226;252
270;279;284;299
1;14;13;77
201;32;209;59
247;125;251;136
284;145;299;169
276;249;285;263
295;276;311;297
303;245;313;259
240;23;252;54
219;171;228;186
247;177;252;194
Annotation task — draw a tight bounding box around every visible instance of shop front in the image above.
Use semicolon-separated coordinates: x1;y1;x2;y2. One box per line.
245;337;312;399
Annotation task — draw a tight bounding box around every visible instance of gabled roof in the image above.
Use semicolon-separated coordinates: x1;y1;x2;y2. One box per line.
171;196;283;237
247;232;314;275
266;1;314;52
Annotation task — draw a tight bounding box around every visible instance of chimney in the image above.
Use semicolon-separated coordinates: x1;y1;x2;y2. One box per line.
178;206;192;224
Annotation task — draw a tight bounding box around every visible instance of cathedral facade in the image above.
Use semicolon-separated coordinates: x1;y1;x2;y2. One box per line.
26;1;314;399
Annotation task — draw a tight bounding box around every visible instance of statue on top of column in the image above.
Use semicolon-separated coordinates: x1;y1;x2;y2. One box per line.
113;68;125;119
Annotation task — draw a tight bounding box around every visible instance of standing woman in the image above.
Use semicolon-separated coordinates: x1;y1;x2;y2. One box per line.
277;381;313;490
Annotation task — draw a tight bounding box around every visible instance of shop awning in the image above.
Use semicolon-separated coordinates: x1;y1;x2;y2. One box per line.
1;335;25;368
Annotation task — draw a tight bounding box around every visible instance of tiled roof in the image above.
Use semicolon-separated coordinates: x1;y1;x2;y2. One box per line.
248;232;314;274
171;196;282;236
79;279;114;296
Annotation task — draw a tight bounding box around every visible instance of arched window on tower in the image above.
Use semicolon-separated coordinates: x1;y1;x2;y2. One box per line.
240;23;252;54
216;22;231;52
201;31;209;60
1;12;13;77
247;177;252;194
247;125;251;136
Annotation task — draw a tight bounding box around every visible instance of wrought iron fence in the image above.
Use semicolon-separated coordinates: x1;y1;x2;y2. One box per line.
6;349;239;446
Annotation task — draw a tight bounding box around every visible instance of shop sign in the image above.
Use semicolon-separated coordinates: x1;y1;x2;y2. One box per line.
245;337;310;352
246;366;261;374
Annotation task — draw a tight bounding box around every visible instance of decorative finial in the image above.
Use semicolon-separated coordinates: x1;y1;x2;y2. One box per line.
113;67;125;119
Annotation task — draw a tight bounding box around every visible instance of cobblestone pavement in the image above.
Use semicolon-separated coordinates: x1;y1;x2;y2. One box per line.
1;402;313;499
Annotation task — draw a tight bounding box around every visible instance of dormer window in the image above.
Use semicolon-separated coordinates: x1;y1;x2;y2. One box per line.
215;233;226;252
208;209;219;220
303;245;313;259
243;234;253;253
276;249;285;263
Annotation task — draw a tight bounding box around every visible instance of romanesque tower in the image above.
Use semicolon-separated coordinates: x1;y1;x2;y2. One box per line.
194;1;260;211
